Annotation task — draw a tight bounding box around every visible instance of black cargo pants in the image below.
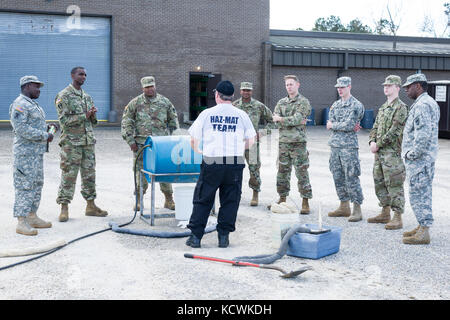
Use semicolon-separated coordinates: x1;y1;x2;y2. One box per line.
187;157;245;239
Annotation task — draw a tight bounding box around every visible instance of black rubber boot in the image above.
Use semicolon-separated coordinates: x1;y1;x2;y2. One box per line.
186;234;201;248
218;233;229;248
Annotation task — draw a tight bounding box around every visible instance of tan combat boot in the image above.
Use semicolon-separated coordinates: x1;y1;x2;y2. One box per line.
403;225;420;237
250;190;258;207
348;203;362;222
368;206;391;224
267;196;286;210
16;216;38;236
300;198;310;215
403;226;430;245
163;192;175;210
85;200;108;217
328;201;351;217
27;212;52;229
278;196;286;204
385;211;403;230
59;204;69;222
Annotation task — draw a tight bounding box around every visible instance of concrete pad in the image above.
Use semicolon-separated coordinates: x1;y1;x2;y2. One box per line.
0;126;448;300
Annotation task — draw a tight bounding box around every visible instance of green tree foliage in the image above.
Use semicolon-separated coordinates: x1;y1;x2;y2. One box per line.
312;16;373;34
347;19;373;33
374;18;395;35
312;15;346;32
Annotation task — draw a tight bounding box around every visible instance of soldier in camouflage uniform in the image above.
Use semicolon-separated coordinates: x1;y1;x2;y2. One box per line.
401;73;440;245
232;82;273;206
55;67;108;222
10;75;53;235
368;75;408;230
121;76;180;210
272;75;312;214
327;77;365;222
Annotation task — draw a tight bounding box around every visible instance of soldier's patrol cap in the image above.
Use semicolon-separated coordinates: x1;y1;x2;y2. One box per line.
240;82;253;90
335;76;351;88
382;75;402;86
402;73;427;87
141;76;155;88
20;75;44;88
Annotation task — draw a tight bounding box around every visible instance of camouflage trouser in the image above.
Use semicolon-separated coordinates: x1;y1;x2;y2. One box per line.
134;144;172;195
329;147;364;204
56;144;96;204
244;141;261;192
277;142;312;198
408;163;435;227
373;151;405;213
13;153;44;217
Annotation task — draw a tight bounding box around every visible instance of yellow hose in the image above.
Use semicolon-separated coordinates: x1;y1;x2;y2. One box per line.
0;239;67;258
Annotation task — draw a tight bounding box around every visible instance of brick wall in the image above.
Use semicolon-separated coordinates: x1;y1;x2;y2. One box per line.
272;66;450;124
1;0;270;122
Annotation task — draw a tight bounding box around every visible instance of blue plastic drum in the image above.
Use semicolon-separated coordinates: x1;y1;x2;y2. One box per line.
307;108;315;126
142;135;202;183
322;107;330;125
361;110;375;129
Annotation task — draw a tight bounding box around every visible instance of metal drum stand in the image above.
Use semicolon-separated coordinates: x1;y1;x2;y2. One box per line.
139;169;201;226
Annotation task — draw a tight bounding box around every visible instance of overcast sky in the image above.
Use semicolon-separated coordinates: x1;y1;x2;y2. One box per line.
270;0;449;37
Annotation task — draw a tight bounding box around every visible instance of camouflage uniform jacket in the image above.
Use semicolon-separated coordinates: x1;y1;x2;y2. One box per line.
55;84;97;146
232;98;274;134
274;93;311;143
369;97;408;153
9;94;49;155
121;93;179;146
401;92;440;177
328;95;365;149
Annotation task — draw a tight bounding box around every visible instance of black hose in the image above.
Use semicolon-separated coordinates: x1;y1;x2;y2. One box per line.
116;144;151;228
0;227;113;272
110;222;217;238
232;224;311;265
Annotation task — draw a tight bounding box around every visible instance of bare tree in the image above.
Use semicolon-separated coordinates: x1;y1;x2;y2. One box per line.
444;2;450;36
420;2;450;37
421;15;437;37
385;2;402;36
370;0;403;49
372;0;402;38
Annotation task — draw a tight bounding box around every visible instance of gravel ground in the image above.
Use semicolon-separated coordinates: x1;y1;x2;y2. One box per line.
0;126;448;300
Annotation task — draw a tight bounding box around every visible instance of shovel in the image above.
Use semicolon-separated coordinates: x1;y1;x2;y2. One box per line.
184;253;312;279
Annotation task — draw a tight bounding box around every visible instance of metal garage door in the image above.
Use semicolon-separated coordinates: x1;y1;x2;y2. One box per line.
0;11;111;121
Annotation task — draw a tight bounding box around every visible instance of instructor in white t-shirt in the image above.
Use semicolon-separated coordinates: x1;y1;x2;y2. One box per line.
186;80;256;248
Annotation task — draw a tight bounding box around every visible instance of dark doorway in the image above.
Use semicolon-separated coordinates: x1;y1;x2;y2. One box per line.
189;72;221;121
428;80;450;139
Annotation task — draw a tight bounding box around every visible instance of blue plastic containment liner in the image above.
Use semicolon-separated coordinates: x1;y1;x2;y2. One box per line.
361;110;375;129
287;223;342;259
322;107;330;125
307;108;316;126
143;136;202;183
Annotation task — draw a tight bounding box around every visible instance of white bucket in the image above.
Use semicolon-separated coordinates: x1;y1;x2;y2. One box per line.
270;212;299;249
173;185;195;221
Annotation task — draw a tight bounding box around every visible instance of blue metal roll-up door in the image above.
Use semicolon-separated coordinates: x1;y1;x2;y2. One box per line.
0;11;111;121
